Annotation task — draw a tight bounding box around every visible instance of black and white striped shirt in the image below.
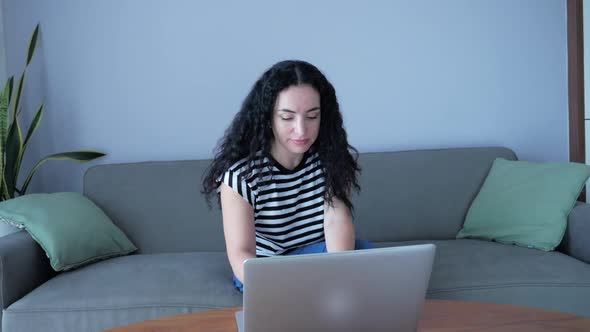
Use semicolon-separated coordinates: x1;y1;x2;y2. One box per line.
219;150;326;257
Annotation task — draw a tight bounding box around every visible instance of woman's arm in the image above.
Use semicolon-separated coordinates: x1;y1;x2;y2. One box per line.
219;183;257;283
323;197;355;252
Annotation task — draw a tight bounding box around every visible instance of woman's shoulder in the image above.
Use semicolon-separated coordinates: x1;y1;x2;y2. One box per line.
216;152;269;192
225;151;269;175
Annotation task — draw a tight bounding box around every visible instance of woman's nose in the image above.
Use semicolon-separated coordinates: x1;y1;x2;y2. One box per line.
293;118;306;136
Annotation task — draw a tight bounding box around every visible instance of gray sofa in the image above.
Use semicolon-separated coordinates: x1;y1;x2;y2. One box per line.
0;146;589;331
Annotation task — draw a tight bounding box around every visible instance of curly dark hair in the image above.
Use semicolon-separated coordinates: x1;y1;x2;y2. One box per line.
202;60;361;212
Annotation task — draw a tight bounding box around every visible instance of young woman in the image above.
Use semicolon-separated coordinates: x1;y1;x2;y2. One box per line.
202;60;373;292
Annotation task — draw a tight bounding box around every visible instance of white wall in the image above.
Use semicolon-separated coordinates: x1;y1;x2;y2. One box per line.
2;0;570;194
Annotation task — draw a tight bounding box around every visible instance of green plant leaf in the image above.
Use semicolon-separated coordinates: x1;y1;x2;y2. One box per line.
0;76;14;115
15;104;44;184
0;76;14;136
1;176;9;201
0;76;14;185
4;120;23;199
20;150;106;195
26;24;40;66
23;104;43;148
12;72;25;122
0;176;5;201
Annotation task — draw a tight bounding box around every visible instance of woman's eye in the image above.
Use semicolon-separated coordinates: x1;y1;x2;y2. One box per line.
281;117;293;121
307;116;319;120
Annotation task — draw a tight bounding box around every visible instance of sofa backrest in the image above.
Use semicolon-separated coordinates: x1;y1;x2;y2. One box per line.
352;146;516;242
83;146;516;254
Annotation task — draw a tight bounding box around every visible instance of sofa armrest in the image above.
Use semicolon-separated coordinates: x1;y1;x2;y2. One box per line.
560;202;590;264
0;230;56;309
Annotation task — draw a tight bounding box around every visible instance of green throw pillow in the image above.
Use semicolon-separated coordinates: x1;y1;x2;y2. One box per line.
457;158;590;251
0;192;137;271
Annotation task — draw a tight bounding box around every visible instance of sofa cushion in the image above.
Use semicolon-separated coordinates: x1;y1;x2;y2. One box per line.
3;252;243;332
456;158;590;251
376;239;590;317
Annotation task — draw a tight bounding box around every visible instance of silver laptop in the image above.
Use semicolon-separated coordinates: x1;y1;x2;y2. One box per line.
235;243;435;332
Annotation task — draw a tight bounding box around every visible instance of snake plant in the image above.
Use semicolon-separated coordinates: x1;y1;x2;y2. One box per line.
0;24;105;201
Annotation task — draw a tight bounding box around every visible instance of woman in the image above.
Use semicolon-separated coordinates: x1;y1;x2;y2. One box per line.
202;60;373;292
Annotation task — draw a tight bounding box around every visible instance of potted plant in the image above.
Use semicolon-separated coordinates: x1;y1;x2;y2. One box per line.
0;24;105;201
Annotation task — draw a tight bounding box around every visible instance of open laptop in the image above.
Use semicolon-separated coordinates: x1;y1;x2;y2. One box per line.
235;243;436;332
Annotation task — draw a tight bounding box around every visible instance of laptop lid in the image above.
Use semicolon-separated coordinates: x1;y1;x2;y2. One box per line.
240;243;435;332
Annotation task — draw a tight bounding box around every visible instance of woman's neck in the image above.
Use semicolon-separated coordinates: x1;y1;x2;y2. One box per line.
270;145;305;170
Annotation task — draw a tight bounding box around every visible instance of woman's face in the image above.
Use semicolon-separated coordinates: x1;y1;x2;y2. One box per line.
271;84;321;160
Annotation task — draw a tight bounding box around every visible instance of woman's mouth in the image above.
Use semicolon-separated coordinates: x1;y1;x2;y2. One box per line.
292;139;309;146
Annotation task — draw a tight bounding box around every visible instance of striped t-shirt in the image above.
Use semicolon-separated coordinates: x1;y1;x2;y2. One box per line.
218;150;326;257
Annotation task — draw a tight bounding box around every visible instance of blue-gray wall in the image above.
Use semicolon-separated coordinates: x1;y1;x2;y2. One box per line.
2;0;569;194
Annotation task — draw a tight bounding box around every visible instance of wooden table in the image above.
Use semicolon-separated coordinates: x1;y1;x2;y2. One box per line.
106;300;590;332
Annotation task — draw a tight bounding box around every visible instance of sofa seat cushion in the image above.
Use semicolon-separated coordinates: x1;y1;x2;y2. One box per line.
3;252;243;332
376;239;590;317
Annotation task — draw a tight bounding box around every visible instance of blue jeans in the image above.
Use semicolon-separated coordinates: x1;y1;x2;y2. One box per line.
232;239;374;293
